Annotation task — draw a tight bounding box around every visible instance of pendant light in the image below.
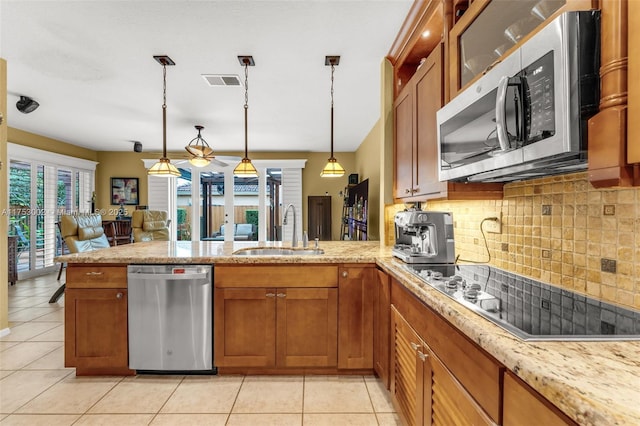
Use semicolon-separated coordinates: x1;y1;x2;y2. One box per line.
148;55;181;177
321;55;345;177
233;56;258;178
185;125;213;167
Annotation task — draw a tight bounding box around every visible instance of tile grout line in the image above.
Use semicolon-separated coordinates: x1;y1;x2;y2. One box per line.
224;374;246;425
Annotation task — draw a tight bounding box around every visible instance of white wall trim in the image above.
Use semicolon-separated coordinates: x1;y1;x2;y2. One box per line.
8;143;98;171
0;327;10;338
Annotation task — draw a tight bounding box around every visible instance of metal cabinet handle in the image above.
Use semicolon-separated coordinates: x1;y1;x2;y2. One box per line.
418;351;428;362
86;271;103;276
405;188;411;194
276;293;286;298
116;292;123;299
410;342;421;351
266;293;276;298
342;271;348;278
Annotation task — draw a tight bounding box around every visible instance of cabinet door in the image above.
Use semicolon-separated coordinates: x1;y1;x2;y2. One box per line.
338;266;374;369
429;348;496;426
65;288;132;375
276;288;337;368
394;85;414;198
414;43;447;199
390;307;419;426
373;269;391;388
214;288;277;367
503;371;576;426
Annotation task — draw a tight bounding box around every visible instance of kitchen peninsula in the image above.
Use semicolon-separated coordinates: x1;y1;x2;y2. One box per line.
58;241;640;426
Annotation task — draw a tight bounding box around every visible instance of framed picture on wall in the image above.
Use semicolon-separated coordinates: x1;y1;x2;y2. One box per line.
111;177;139;205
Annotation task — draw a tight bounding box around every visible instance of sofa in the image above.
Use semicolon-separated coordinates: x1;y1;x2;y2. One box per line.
209;223;257;241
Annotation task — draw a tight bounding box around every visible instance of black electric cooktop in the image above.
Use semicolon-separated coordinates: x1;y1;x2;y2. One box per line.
404;263;640;341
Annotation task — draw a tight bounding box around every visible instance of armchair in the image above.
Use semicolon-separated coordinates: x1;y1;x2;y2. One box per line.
50;213;112;303
132;210;170;242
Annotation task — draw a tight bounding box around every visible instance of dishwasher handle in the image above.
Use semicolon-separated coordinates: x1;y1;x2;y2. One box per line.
128;271;210;280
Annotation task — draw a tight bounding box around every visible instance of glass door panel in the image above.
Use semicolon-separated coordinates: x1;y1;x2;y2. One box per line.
9;160;32;272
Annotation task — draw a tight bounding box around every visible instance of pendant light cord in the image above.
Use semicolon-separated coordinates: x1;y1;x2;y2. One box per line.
243;61;249;159
330;63;335;158
162;63;167;158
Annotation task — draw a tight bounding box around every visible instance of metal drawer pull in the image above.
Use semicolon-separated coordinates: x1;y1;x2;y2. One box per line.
342;271;348;278
116;292;123;299
266;293;276;298
418;351;428;361
85;271;103;276
276;293;286;298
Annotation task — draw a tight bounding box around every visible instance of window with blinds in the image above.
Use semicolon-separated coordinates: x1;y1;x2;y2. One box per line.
8;143;97;277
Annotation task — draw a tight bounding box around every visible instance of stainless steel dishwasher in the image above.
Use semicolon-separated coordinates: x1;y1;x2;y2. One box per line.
127;265;214;373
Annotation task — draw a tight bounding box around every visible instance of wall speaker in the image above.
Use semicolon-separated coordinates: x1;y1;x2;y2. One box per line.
348;173;359;184
133;141;143;152
16;96;39;114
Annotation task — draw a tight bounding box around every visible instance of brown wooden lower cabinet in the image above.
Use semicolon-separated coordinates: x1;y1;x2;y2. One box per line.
338;266;374;369
373;268;391;388
65;287;132;376
390;278;503;425
214;287;337;369
64;264;133;376
503;371;577;426
391;307;495;426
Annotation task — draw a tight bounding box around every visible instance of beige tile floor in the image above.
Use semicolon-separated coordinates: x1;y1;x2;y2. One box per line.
1;272;400;425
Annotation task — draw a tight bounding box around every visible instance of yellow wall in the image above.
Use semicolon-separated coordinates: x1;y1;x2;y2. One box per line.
1;59;8;332
354;120;382;240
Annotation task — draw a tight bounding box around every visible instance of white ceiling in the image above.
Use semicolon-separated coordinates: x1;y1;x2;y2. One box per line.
0;0;412;155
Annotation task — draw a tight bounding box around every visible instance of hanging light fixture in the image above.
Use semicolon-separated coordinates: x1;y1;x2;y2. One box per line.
148;55;181;177
321;55;345;178
185;125;213;167
233;55;258;178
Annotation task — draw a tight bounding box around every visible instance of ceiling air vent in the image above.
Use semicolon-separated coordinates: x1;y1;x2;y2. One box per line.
201;74;242;87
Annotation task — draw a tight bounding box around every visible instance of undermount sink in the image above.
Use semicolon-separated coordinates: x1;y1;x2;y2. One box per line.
233;247;325;256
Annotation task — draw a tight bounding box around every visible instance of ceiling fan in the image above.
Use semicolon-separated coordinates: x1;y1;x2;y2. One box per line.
183;125;232;168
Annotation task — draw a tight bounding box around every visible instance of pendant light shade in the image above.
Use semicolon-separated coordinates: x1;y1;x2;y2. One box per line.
321;55;345;178
186;125;213;167
233;56;258;178
148;55;180;177
321;158;346;176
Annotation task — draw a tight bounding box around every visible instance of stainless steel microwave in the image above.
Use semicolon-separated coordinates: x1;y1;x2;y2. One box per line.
437;11;600;183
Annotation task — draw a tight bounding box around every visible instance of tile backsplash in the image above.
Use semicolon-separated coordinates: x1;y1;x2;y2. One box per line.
385;172;640;310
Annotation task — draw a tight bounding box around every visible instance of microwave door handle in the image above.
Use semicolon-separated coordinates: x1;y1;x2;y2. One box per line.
495;76;510;152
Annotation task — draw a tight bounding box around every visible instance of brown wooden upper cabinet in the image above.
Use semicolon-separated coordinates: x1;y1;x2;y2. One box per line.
389;0;502;201
449;0;597;98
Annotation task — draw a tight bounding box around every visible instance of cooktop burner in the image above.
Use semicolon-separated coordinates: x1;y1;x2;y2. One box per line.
404;264;640;341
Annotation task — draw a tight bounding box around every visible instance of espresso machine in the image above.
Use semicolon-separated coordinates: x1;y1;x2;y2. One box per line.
392;209;455;264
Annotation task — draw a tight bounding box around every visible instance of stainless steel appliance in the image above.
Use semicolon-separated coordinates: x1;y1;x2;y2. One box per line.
404;263;640;341
392;210;455;264
127;265;214;372
437;11;600;182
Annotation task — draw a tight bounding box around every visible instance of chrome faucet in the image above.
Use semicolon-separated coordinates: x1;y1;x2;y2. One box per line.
283;203;298;247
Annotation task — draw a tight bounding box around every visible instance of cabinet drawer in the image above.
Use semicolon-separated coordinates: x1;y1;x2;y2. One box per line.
66;265;127;289
215;265;338;288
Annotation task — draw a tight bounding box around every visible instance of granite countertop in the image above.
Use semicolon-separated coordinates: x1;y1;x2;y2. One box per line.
57;241;640;425
55;240;387;264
